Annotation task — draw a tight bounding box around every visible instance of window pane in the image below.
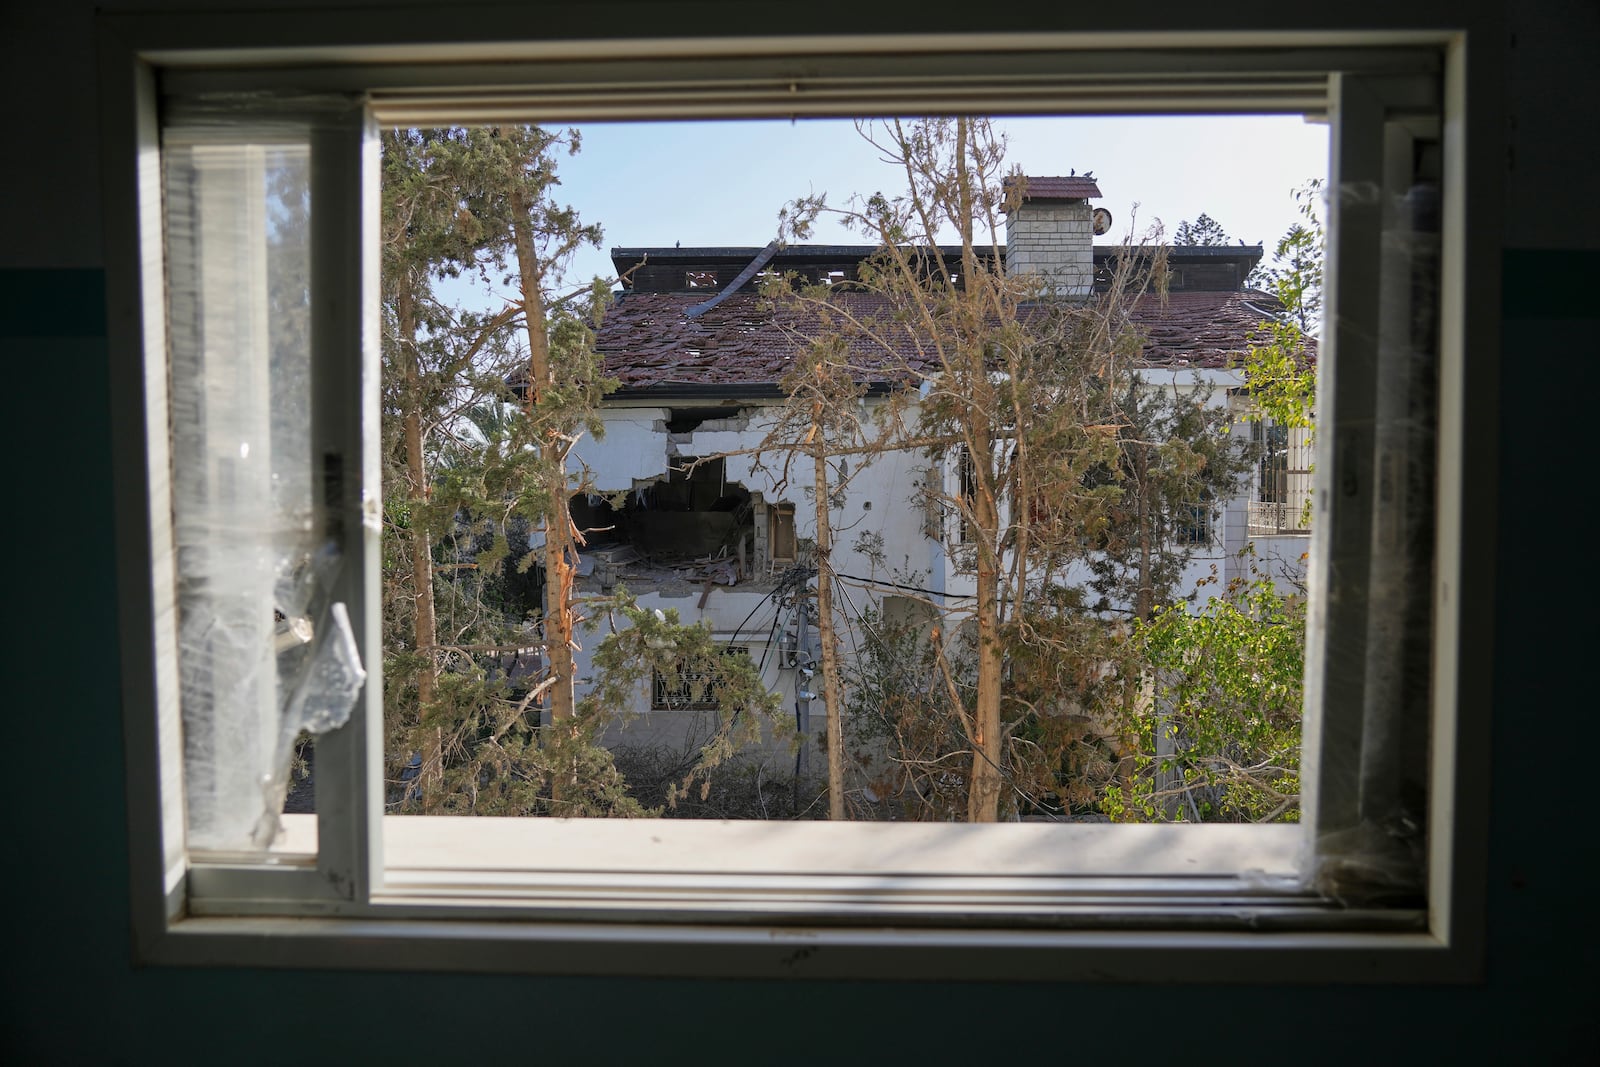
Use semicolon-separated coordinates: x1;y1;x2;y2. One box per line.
377;117;1329;825
166;134;362;851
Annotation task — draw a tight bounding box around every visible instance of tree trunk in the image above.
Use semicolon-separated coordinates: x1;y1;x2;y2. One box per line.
954;119;1004;823
1134;437;1153;623
812;440;847;820
968;433;1004;823
397;281;442;805
510;188;579;802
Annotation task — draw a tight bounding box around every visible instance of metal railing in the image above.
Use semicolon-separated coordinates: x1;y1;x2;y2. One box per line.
1248;498;1312;536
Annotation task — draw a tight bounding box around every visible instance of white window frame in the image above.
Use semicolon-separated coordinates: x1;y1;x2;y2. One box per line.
99;14;1493;982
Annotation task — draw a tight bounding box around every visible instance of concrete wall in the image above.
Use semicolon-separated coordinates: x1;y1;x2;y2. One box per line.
4;1;1593;1062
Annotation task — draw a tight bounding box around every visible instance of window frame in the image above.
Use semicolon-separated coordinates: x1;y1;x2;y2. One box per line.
767;502;798;566
99;14;1494;982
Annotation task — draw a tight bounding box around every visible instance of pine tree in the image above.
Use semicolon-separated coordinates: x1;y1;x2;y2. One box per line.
1173;212;1231;246
381;126;638;814
381;126;782;816
381;128;515;806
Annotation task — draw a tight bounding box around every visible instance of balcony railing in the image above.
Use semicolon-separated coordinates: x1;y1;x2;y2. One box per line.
1248;498;1312;536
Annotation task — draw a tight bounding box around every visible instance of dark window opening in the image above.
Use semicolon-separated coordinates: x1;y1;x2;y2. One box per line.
573;458;756;570
1174;499;1212;546
1254;421;1291;503
651;645;752;710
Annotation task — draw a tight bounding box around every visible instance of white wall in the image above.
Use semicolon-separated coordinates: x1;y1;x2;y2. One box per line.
581;399;934;582
573;398;935;755
576;369;1310;739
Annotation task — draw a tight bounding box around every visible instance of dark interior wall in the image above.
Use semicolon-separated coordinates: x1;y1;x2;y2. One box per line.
2;1;1594;1062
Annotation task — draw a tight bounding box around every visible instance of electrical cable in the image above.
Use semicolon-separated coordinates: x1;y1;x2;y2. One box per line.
723;563;804;657
830;570;946;598
831;568;1142;619
755;604;783;675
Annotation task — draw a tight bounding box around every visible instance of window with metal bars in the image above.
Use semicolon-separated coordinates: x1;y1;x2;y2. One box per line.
1250;418;1314;535
651;645;751;710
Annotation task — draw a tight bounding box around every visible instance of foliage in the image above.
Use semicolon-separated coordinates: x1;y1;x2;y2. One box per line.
1075;371;1254;619
841;600;1126;821
611;744;822;819
1102;555;1304;822
379;126;644;816
1242;179;1324;429
840;604;969;820
581;600;787;810
758;118;1254;820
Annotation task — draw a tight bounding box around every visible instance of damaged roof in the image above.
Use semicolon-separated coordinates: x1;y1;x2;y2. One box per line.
593;287;1307;392
594;290;915;391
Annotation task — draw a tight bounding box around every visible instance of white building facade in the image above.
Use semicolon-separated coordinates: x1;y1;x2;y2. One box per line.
560;178;1313;769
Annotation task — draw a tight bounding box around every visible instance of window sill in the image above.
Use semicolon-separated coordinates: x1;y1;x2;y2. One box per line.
158;814;1465;982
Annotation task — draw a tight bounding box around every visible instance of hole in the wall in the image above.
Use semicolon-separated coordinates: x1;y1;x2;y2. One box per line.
664;407;734;433
574;457;755;565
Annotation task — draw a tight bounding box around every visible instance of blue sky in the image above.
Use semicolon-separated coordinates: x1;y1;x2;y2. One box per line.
439;114;1329;311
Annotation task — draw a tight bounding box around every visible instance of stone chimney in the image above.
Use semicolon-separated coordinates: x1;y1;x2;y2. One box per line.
1004;174;1102;298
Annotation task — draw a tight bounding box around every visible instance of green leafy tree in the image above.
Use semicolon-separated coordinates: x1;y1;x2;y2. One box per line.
381;126;633;814
463;125;610;805
1103;180;1325;825
381;127;523;805
1243;179;1323;429
1104;557;1305;822
381;126;783;816
583;601;783;810
1077;370;1254;621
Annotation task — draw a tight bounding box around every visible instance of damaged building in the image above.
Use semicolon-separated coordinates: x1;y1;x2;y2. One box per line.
553;175;1312;769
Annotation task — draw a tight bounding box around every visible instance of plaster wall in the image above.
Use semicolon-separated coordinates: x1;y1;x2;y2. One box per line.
572;406;671;488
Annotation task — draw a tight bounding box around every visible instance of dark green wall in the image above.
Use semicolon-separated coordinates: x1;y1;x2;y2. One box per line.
1;247;1591;1067
2;0;1596;1059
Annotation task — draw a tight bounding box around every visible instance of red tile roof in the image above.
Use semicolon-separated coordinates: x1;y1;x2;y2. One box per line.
593;288;1311;390
1006;175;1102;200
1134;290;1302;369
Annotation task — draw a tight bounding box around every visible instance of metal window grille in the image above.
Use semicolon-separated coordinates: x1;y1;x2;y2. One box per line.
1174;501;1212;545
956;445;976;544
651;646;750;710
1249;420;1313;534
